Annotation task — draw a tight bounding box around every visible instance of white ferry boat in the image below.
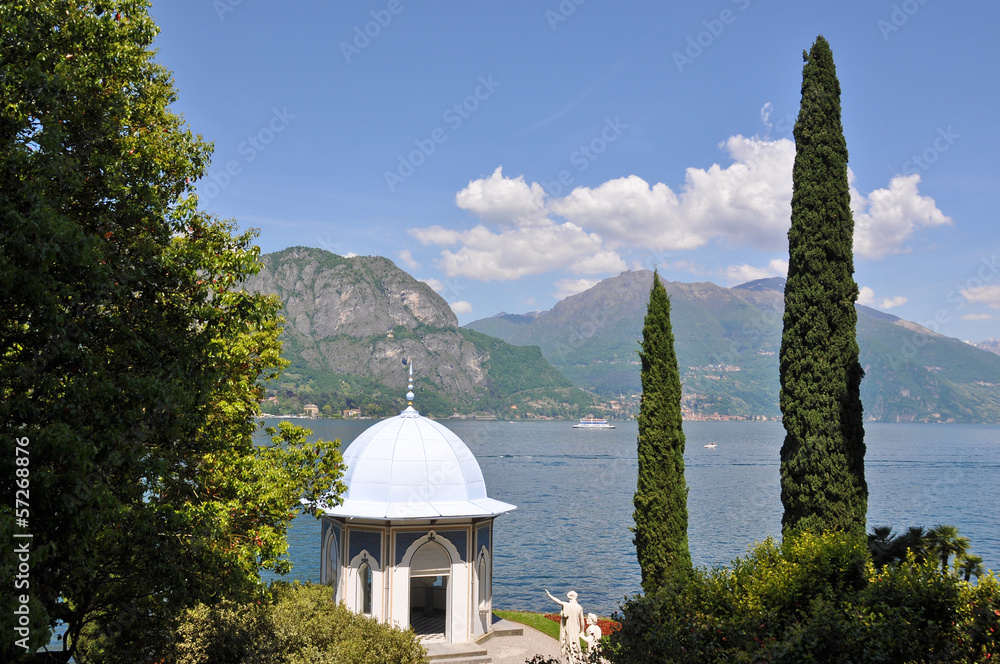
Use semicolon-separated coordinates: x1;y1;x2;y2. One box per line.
573;416;615;429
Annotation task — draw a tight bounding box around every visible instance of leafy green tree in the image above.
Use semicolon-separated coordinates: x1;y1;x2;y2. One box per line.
610;531;1000;664
0;3;344;661
633;270;690;592
779;35;867;537
150;582;429;664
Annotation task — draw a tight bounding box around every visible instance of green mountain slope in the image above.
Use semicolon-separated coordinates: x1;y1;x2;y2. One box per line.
243;247;596;418
466;271;1000;423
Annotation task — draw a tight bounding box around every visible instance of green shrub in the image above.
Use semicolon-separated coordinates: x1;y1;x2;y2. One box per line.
164;582;428;664
608;531;1000;664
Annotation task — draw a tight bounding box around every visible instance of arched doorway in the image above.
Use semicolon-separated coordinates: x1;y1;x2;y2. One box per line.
323;530;339;600
409;540;451;640
477;553;490;636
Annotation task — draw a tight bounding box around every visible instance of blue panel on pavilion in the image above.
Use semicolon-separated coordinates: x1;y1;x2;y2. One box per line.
349;529;382;563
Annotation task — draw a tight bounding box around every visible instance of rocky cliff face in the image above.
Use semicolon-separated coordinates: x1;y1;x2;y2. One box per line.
245;247;483;395
243;247;575;413
250;248;457;337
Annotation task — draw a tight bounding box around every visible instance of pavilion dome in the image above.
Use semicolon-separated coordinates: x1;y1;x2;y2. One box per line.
320;406;516;520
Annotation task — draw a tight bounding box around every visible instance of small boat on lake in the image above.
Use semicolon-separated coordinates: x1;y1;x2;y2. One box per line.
704;442;718;448
573;416;615;429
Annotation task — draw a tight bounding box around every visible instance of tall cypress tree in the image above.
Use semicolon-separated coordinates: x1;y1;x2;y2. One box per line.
779;36;867;537
633;270;690;592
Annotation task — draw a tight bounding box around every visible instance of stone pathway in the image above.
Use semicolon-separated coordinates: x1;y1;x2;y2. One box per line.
482;620;560;664
423;617;560;664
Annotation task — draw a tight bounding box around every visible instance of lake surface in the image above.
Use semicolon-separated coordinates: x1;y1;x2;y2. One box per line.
263;418;1000;616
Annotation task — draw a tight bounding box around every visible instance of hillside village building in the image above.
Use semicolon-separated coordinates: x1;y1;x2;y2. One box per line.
316;369;515;643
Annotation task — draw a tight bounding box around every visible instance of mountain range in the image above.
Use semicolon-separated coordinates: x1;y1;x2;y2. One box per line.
973;338;1000;356
466;270;1000;423
243;247;595;418
245;248;1000;423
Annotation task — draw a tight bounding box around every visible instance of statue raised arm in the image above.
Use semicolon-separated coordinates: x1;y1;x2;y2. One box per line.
544;590;585;663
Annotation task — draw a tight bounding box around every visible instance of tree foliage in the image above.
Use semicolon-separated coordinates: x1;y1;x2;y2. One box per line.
1;2;344;661
144;582;428;664
633;270;690;592
610;531;1000;664
779;35;867;537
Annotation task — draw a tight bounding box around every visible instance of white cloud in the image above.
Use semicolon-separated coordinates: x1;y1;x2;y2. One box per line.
421;277;445;292
410;135;952;283
455;166;549;227
554;278;600;299
343;252;359;258
410;225;461;246
961;284;1000;309
760;102;773;129
962;313;994;321
858;286;907;309
550;136;796;251
852;174;952;259
723;258;787;285
449;300;473;314
668;260;705;274
410;222;625;281
397;249;420;270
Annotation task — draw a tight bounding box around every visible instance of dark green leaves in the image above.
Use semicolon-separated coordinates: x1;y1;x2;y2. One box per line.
780;36;867;538
633;271;691;592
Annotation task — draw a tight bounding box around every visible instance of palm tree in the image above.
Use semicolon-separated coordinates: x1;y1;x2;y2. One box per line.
927;524;971;574
868;526;898;567
901;526;929;563
868;525;934;567
957;554;984;582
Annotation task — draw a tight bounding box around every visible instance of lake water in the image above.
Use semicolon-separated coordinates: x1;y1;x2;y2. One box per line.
263;418;1000;616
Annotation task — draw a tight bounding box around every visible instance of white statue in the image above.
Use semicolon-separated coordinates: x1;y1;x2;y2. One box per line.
582;612;602;654
545;589;586;663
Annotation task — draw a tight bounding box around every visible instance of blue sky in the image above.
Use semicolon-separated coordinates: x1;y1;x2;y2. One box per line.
150;1;999;341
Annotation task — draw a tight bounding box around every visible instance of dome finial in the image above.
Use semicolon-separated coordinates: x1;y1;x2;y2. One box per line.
406;361;415;405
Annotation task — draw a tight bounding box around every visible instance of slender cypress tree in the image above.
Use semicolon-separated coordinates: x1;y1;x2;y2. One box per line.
633;270;691;592
779;36;867;537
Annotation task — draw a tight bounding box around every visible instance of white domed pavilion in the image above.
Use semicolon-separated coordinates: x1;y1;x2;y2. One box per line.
317;369;515;643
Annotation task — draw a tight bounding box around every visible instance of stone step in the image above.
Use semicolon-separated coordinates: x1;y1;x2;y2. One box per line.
424;641;490;663
487;618;524;638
